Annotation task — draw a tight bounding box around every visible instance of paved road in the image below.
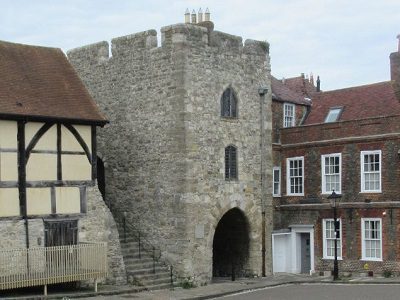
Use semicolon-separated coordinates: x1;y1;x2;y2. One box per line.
218;283;400;300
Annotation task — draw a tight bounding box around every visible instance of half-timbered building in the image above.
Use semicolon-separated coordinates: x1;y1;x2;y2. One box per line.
0;41;125;293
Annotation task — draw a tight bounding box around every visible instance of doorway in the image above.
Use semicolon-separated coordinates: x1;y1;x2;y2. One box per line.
300;233;311;273
212;208;250;278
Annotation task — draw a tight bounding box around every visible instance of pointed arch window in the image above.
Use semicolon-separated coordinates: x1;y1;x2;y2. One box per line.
225;145;238;180
221;87;237;118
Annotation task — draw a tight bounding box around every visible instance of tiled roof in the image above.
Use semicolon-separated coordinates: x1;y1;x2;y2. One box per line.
271;76;311;106
283;75;317;97
0;41;107;125
304;81;400;125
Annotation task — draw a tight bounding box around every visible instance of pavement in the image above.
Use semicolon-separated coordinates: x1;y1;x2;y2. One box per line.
3;273;400;300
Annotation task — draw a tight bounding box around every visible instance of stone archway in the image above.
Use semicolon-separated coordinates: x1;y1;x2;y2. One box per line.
212;208;250;278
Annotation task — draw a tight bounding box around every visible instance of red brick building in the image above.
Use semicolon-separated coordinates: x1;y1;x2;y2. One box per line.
271;37;400;276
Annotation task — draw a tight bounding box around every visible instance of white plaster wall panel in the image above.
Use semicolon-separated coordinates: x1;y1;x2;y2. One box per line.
26;188;51;215
0;153;18;181
55;187;80;214
74;125;92;151
26;153;57;181
0;120;17;149
61;125;91;152
0;188;19;217
25;122;57;151
62;155;91;180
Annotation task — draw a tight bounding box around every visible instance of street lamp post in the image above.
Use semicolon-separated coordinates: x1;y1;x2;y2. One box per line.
328;190;342;280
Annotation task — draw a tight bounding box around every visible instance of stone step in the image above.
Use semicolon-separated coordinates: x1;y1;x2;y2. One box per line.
125;260;167;270
139;275;173;286
123;256;154;264
121;252;155;261
128;267;170;276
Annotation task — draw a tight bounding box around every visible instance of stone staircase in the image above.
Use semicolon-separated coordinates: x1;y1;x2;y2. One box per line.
119;233;175;290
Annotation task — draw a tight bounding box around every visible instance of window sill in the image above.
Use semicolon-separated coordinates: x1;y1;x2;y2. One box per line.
359;191;382;194
286;194;304;197
273;194;281;198
221;117;239;122
322;257;343;261
360;258;383;262
225;179;239;183
321;192;342;195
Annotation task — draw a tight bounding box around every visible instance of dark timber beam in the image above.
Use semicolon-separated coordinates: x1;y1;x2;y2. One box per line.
25;123;54;162
91;126;97;181
17;121;29;248
64;124;91;163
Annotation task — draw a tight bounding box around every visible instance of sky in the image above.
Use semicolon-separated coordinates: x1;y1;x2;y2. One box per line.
1;0;399;91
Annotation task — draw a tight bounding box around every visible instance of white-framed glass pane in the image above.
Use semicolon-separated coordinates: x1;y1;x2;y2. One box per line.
283;103;295;128
273;167;281;196
362;219;382;260
361;151;381;192
287;157;304;195
322;153;341;193
323;219;342;259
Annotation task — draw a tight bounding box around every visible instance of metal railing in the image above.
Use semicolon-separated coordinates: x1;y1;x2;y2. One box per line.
0;242;107;294
108;204;176;286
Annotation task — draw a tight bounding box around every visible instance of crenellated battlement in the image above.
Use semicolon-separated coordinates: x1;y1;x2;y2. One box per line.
68;23;269;64
111;29;157;57
67;41;109;64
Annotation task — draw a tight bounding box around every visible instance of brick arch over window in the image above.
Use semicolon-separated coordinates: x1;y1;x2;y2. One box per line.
225;145;238;180
221;87;238;118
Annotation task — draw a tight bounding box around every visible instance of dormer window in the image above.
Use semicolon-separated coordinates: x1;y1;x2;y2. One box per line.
221;87;237;118
325;107;343;123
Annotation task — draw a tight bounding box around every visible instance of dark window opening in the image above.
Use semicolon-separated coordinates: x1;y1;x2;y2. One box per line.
225;145;237;180
97;157;106;202
44;220;78;247
221;87;238;118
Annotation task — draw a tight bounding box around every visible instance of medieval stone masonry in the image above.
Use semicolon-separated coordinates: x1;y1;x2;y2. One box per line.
68;21;273;283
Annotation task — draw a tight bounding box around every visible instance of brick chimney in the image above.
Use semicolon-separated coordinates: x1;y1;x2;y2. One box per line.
390;34;400;83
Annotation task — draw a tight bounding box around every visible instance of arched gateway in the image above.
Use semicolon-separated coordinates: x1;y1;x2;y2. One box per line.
212;208;250;279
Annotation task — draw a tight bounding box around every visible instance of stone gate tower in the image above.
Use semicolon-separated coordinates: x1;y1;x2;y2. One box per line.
68;19;273;284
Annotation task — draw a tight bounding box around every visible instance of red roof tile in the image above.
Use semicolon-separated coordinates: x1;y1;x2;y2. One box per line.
0;41;107;125
271;76;311;106
304;81;400;125
283;75;317;98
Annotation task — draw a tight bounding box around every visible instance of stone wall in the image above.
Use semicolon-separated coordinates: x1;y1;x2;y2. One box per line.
68;22;272;283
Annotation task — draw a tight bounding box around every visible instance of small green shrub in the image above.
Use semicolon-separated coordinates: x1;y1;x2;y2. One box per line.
179;277;196;289
383;270;392;278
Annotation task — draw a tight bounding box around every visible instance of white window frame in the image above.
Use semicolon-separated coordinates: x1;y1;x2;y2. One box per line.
322;218;342;260
361;218;382;261
321;153;342;194
360;150;382;193
286;156;304;196
283;103;295;128
273;166;281;197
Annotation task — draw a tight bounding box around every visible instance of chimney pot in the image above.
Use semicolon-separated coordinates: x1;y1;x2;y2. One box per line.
397;34;400;52
205;8;211;21
198;8;203;23
191;9;197;23
184;8;190;23
316;76;321;92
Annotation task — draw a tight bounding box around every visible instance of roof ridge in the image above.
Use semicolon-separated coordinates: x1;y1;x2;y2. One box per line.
319;81;391;94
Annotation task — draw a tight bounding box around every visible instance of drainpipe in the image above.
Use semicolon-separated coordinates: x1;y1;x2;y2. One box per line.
258;87;268;277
